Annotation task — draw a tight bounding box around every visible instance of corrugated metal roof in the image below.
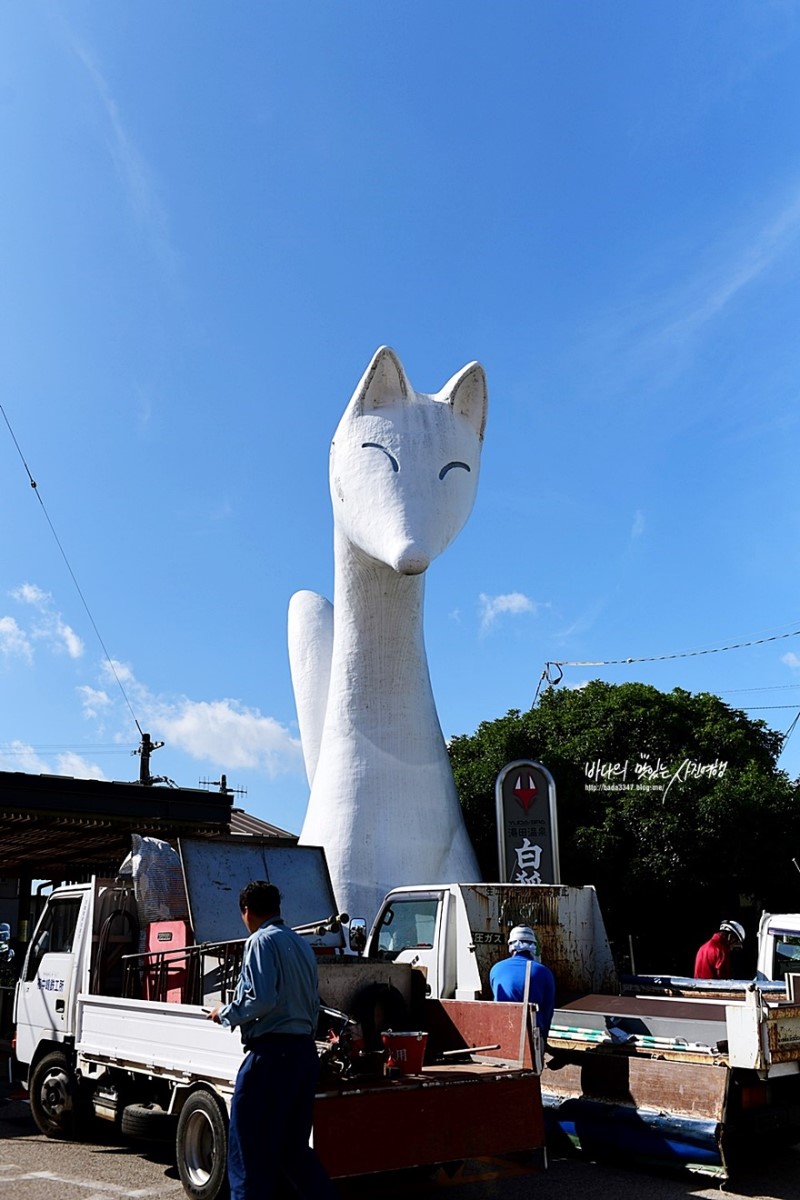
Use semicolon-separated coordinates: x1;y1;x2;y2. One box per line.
229;808;296;840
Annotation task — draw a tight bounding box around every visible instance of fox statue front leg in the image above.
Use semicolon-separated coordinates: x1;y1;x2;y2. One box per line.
288;590;333;789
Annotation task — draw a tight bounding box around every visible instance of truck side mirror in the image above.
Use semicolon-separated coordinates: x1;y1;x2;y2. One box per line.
348;918;367;954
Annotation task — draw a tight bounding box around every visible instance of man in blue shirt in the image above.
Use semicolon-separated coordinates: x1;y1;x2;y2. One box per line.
489;924;556;1041
208;880;337;1200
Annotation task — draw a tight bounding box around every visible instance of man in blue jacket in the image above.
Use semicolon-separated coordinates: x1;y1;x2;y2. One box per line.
208;880;337;1200
489;924;556;1040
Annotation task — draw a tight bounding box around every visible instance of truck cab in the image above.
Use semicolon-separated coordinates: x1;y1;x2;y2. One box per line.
757;912;800;982
13;879;138;1071
364;882;618;1001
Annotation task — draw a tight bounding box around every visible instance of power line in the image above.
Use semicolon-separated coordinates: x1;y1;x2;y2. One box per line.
721;683;800;694
0;745;130;755
0;740;129;749
738;705;800;711
533;625;800;705
1;402;142;737
548;626;800;672
783;711;800;753
530;634;800;766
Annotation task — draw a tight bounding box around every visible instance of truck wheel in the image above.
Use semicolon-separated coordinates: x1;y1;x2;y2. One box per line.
121;1102;178;1143
29;1050;86;1140
176;1090;229;1200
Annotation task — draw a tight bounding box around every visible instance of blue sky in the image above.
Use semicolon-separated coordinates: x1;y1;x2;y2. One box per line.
2;2;800;836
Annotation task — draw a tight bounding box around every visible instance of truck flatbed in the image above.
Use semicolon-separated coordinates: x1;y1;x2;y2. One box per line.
74;988;545;1181
543;988;800;1176
553;993;729;1051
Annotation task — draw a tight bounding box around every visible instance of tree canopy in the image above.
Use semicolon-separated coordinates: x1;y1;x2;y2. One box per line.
448;681;800;973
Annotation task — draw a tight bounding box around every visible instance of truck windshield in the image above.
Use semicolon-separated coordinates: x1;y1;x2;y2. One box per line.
774;934;800;980
375;898;438;960
24;896;83;982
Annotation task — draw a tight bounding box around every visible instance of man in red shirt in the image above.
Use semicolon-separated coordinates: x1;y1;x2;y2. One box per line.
694;920;745;979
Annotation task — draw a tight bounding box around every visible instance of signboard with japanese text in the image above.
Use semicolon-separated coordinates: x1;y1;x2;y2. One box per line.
495;760;560;885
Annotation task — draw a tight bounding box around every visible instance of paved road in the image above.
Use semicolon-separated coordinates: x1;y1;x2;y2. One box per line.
4;1084;800;1200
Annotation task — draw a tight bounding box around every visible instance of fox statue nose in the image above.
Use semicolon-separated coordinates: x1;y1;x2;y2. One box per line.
391;543;431;575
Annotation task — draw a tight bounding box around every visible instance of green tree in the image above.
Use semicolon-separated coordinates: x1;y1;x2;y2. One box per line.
448;682;800;973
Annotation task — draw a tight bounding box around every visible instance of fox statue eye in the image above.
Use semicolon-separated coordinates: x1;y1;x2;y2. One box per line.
439;461;471;480
361;442;399;472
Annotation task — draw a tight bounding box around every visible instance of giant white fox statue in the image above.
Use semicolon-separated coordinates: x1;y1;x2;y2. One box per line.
289;347;487;921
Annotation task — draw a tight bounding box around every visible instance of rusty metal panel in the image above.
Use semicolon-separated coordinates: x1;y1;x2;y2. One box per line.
542;1055;729;1122
458;884;617;996
766;1001;800;1063
727;994;800;1069
314;1071;543;1178
424;998;536;1067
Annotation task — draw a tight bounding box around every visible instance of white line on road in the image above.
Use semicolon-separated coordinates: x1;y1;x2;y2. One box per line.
0;1170;179;1197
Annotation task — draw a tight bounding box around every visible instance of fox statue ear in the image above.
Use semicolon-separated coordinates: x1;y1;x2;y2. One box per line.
446;362;488;442
352;346;409;414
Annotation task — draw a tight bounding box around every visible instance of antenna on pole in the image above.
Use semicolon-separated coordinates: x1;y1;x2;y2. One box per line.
132;731;175;787
198;773;247;799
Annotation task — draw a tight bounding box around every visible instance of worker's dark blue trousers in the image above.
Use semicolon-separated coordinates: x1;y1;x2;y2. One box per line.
227;1033;337;1200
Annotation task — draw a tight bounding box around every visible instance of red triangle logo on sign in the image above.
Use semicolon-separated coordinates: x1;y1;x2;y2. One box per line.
513;774;537;812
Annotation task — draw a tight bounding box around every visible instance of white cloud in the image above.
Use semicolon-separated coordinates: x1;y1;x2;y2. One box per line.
101;658;135;686
71;39;176;279
479;592;538;633
0;739;106;780
90;661;303;779
155;699;302;776
13;583;49;608
135;387;153;432
0;742;52;774
9;583;84;659
78;685;112;721
631;510;645;541
582;182;800;405
782;652;800;669
0;616;32;662
55;618;83;659
662;189;800;344
555;597;608;641
56;751;108;781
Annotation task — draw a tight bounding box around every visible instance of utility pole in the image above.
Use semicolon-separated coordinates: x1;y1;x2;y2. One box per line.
133;731;169;786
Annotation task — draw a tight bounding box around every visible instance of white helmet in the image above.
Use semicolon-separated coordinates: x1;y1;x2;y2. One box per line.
508;925;538;956
720;920;745;947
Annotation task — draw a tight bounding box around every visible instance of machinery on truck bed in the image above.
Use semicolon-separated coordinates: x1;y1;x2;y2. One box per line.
13;838;545;1200
362;881;800;1177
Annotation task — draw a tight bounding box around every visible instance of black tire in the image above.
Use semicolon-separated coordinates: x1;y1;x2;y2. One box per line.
29;1049;87;1140
349;982;410;1051
176;1090;230;1200
121;1102;178;1143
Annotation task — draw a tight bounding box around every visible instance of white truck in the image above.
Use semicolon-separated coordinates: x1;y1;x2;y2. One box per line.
13;839;545;1200
755;910;800;981
360;882;800;1178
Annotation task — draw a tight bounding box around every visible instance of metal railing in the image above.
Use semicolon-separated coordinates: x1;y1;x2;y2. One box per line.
119;913;346;1006
122;938;246;1006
